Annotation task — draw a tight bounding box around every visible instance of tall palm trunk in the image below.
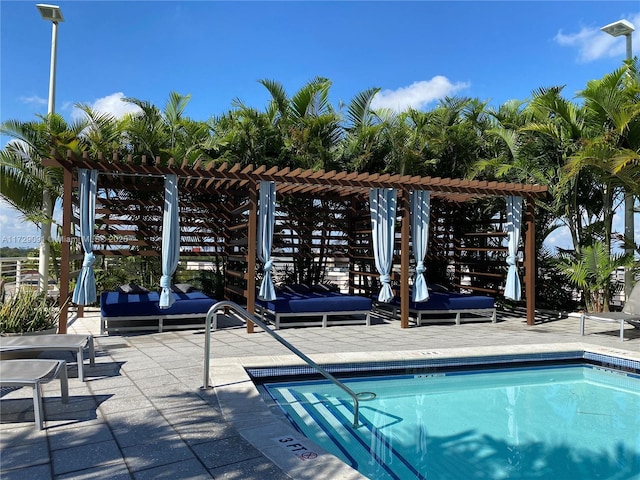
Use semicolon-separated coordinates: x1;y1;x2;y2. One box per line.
38;191;54;292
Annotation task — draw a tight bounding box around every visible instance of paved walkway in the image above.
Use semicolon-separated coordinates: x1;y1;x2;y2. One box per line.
1;309;638;479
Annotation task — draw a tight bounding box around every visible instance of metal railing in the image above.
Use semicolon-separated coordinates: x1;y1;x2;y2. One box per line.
0;256;62;299
0;257;39;286
202;300;375;428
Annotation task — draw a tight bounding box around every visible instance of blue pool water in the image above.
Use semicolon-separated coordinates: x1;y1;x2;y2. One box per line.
264;365;640;479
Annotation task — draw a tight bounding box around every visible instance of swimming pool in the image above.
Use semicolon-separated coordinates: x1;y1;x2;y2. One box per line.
256;355;640;480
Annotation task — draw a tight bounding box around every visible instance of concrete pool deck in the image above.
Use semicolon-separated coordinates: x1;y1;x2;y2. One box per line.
1;308;638;479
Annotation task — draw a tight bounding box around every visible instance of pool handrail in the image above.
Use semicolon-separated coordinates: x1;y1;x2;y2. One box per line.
202;300;370;428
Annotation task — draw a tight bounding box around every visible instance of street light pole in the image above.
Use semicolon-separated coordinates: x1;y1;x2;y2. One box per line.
601;19;636;300
46;15;59;114
36;4;64;293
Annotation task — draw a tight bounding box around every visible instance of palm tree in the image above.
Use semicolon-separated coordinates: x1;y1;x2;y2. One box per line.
260;77;343;170
74;105;127;157
575;62;640;252
374;108;432;176
470;70;638;310
511;86;596;254
1;113;87;288
339;87;385;173
417;97;489;179
556;241;633;312
552;64;640;258
120;92;212;165
206;101;284;167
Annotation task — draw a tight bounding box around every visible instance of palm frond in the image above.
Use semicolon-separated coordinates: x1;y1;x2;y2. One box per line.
164;92;191;125
347;88;380;129
259;79;289;120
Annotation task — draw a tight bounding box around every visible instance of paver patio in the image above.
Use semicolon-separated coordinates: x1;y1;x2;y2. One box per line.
1;308;638;479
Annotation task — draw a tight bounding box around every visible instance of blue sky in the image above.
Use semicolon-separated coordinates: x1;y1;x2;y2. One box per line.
1;0;640;249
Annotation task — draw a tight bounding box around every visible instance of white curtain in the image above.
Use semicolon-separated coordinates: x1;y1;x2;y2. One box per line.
159;174;180;309
258;181;276;301
370;188;397;302
504;195;523;301
411;190;431;302
72;169;98;305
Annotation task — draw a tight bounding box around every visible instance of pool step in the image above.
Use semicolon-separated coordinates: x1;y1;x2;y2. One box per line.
277;388;427;480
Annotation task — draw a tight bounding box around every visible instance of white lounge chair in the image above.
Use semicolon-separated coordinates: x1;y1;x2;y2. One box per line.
0;334;94;381
580;281;640;341
0;359;69;430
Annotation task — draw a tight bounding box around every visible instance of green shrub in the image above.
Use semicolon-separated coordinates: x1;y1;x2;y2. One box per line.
0;289;60;333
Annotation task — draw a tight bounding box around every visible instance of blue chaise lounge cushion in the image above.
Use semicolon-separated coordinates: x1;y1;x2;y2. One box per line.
101;291;217;318
377;291;495;310
411;291;495;310
257;291;371;314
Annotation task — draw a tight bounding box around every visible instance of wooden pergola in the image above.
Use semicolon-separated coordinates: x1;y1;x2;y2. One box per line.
46;151;548;334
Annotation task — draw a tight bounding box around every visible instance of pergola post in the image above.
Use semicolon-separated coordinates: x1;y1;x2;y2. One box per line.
400;189;410;328
525;198;536;326
246;183;257;333
58;162;73;334
347;197;355;295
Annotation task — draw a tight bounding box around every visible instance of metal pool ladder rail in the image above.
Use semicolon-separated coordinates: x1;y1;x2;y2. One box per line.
202;300;375;428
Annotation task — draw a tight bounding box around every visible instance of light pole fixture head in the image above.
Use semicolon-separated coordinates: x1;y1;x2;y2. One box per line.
601;19;634;37
36;4;64;23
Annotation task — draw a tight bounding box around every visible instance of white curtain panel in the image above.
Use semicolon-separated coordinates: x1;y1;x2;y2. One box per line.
369;188;397;302
504;195;523;301
258;181;276;301
411;190;431;302
159;174;180;309
72;169;98;305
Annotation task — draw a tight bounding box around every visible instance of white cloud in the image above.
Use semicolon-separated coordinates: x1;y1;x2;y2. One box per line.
60;101;75;112
554;13;640;62
71;92;142;121
371;76;470;112
0;199;41;247
0;198;66;248
19;95;47;106
543;225;574;251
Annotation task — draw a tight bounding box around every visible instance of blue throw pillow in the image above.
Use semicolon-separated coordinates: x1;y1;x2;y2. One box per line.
284;284;311;294
428;283;449;293
311;283;339;293
172;283;198;294
117;283;150;294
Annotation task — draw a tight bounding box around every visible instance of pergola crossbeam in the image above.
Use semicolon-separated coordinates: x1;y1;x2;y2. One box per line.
44;152;548;200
